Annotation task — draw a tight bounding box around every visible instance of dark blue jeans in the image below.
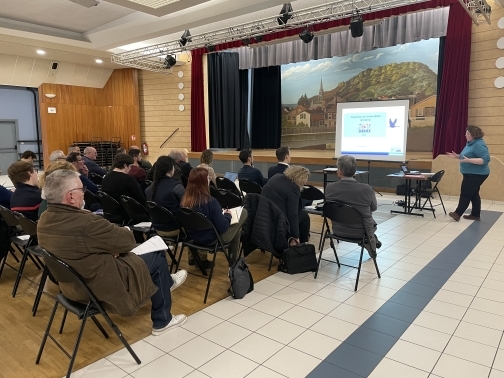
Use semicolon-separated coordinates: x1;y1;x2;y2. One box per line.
139;251;173;329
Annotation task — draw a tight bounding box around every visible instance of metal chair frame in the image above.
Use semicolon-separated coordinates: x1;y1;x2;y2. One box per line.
239;179;262;195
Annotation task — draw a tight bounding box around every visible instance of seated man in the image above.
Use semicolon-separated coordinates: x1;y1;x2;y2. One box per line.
238;149;267;187
66;152;99;193
325;155;381;257
82;147;107;176
168;150;193;182
128;148;147;188
68;146;80;154
7;161;42;221
20;150;37;164
37;169;187;335
268;146;291;179
49;150;66;162
0;184;11;263
130;145;152;171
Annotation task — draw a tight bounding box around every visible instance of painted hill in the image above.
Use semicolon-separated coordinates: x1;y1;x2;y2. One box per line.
308;62;437;104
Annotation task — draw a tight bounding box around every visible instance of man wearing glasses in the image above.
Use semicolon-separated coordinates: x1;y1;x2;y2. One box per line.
66;152;99;194
37;169;188;336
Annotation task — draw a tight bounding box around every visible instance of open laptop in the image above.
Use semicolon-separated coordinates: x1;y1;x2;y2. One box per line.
224;171;238;182
399;165;420;175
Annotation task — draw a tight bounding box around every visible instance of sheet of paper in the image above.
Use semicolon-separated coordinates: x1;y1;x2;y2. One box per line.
228;206;243;225
323;168;338;172
133;222;152;228
131;236;168;256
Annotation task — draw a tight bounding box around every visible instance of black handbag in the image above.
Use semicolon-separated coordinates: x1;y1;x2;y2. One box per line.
280;241;318;274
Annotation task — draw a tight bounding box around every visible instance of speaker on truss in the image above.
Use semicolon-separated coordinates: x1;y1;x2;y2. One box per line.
349;15;364;38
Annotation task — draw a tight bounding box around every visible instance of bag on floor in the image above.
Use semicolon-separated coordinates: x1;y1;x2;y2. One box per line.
228;258;254;299
280;242;318;274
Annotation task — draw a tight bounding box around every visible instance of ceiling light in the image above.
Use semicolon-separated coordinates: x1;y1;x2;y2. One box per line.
164;54;176;69
277;3;293;26
299;28;314;43
179;30;192;47
95;59;103;64
36;50;46;55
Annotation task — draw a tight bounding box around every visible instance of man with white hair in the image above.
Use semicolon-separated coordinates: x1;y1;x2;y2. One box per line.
37;169;188;336
83;147;107;176
49;150;66;162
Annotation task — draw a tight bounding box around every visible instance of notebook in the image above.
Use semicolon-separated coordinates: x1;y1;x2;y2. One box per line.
223;206;243;225
224;171;238;182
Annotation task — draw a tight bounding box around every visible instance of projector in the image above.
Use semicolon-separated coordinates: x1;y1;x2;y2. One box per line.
68;0;100;8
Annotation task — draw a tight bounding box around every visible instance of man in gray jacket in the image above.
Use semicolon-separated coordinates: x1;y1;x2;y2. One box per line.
325;155;381;257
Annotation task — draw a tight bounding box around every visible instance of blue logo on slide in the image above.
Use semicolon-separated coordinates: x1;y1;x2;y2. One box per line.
389;118;400;128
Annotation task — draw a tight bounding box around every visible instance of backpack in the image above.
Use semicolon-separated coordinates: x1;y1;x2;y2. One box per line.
228;258;254;299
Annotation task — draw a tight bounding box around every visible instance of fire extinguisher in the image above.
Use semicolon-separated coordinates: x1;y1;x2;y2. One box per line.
141;142;149;156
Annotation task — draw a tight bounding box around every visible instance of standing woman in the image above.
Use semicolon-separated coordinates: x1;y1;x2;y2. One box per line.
447;125;490;221
197;149;217;187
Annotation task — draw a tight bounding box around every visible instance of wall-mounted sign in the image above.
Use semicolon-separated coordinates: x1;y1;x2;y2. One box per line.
48;107;56;113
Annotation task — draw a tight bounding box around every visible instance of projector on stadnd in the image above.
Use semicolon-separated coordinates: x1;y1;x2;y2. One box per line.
69;0;100;8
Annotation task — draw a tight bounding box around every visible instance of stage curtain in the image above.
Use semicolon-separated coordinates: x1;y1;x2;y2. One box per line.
239;69;251;150
432;3;472;158
233;7;449;69
250;66;281;149
191;49;206;152
208;52;248;148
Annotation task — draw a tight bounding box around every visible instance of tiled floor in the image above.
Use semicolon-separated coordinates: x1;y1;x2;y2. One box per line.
70;194;504;378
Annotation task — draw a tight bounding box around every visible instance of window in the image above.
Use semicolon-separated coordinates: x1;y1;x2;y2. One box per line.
319;120;324;126
328;113;332;119
416;108;424;117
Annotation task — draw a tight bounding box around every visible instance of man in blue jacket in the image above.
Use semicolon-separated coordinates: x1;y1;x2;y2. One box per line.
237;149;267;187
82;147;107;176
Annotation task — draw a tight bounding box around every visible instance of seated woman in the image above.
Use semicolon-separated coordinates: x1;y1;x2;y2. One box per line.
7;161;42;221
38;161;77;217
261;165;311;244
197;149;217;187
181;168;247;263
102;153;146;206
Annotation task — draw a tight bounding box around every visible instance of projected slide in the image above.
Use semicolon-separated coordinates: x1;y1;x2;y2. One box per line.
335;100;409;162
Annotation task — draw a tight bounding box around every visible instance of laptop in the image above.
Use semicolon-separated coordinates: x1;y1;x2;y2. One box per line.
224;171;238;182
399;165;420;175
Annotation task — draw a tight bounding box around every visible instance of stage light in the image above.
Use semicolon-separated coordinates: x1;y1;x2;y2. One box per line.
350;13;364;38
206;44;216;53
179;30;192;47
164;54;176;69
299;28;314;43
242;38;251;46
277;3;293;26
254;35;264;43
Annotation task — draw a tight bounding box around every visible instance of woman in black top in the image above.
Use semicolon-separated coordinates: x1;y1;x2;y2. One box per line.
261;165;310;244
102;154;146;206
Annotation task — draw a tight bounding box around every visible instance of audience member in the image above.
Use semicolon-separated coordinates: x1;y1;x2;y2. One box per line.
170;150;193;180
116;148;127;155
325;155;381;257
49;150;66;162
37;169;188;336
101;153;146;205
130;146;152;170
262;165;310;244
66;152;99;193
38;161;77;216
82;147;107;176
181;168;247;263
7;161;42;221
68;146;80;154
268;146;291;179
0;185;11;264
20;150;37;163
128;148;147;188
197;149;217;186
237;149;267;187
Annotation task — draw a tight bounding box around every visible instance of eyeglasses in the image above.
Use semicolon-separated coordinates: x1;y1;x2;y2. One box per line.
69;186;86;194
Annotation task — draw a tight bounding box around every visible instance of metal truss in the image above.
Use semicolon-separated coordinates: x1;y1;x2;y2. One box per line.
112;0;434;72
458;0;492;25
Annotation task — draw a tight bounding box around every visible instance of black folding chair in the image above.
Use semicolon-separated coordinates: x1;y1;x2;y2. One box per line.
316;201;380;291
120;196;152;233
36;248;140;377
301;185;325;201
89;172;104;185
418;170;447;218
11;212;43;297
177;207;233;303
145;201;183;273
84;190;101;211
30;245;59;316
216;176;242;197
239;179;262;195
96;191;129;225
210;186;243;209
0;205;24;277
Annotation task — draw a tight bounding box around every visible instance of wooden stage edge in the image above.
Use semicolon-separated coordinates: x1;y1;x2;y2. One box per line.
188;150;434;169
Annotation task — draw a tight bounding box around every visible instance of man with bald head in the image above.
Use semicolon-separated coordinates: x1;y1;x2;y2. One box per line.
38;169;188;336
83;147;107;176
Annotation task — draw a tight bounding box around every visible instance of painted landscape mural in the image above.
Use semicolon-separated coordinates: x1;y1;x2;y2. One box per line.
280;38;440;151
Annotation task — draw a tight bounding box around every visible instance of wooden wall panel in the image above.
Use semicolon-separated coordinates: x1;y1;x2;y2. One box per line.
138;63;191;164
39;68;141;167
468;3;504;161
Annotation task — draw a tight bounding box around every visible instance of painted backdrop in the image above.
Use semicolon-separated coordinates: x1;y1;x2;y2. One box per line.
281;38;440;151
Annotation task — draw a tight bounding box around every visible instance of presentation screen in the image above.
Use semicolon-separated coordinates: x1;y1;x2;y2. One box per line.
335;100;409;162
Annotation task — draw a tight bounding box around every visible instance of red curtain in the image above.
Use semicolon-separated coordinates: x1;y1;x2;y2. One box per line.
432;3;472;158
190;49;207;152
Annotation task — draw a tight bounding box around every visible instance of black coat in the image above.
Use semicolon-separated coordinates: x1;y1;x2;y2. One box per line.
242;194;289;257
268;163;288;179
261;174;302;238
